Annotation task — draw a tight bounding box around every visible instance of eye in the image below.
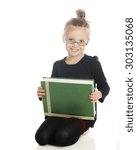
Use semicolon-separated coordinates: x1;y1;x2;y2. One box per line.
68;38;74;42
79;40;85;43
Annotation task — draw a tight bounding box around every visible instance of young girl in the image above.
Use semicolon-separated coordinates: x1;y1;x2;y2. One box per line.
35;9;110;146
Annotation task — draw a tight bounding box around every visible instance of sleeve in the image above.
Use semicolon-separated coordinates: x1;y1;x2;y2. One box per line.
92;56;110;103
51;61;58;77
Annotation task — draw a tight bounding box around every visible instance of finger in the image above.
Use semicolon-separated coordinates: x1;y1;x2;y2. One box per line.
89;93;96;98
94;84;98;91
89;96;97;101
38;93;45;96
95;87;98;92
37;91;46;95
88;96;95;101
37;87;46;92
39;92;45;95
38;86;43;89
38;89;45;93
89;94;98;100
91;99;98;102
37;91;45;97
89;98;97;102
90;98;97;101
38;86;46;91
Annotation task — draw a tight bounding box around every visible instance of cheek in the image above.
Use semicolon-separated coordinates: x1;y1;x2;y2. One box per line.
65;44;70;52
80;47;85;51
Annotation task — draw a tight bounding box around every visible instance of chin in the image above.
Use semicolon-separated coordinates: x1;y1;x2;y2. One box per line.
69;50;80;56
69;51;79;54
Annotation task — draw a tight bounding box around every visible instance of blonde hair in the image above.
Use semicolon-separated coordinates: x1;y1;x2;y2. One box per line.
64;9;90;31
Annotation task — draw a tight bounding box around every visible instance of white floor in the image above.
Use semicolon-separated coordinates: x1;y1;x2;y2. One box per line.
0;98;120;150
36;131;96;150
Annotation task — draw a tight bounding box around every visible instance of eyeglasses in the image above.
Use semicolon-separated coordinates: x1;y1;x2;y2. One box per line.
65;38;88;46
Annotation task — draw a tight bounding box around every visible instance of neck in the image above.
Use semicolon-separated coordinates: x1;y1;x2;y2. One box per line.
65;53;85;64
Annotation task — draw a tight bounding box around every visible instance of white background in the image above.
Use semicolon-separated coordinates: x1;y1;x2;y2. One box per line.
0;0;136;150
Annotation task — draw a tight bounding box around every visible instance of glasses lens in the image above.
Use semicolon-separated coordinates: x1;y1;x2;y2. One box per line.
66;39;87;46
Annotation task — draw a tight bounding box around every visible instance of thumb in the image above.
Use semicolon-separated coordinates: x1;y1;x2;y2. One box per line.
94;84;98;92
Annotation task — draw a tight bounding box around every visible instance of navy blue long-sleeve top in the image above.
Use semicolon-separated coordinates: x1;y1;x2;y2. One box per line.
51;54;110;127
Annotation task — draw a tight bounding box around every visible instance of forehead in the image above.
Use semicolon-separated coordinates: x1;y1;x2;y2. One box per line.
65;25;90;40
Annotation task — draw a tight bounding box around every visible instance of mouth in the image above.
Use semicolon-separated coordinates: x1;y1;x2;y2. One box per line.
70;48;79;52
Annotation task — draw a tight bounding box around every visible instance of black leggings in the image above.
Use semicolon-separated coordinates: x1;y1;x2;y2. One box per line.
35;117;86;146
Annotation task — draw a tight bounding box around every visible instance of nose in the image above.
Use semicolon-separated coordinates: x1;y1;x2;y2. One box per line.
72;42;79;47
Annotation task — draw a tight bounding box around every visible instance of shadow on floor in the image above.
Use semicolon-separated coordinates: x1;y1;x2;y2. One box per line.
36;133;96;150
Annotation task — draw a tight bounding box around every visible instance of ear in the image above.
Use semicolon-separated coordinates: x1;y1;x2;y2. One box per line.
87;38;90;45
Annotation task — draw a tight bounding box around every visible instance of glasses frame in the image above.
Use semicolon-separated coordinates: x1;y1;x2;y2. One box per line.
65;38;89;46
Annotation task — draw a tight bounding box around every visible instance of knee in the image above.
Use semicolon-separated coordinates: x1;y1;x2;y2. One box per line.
55;129;70;146
35;130;49;146
55;129;78;146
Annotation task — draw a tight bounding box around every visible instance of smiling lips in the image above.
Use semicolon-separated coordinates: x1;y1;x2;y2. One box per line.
70;48;79;52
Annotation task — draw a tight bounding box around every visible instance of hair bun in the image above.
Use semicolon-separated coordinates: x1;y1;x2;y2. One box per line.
76;9;86;19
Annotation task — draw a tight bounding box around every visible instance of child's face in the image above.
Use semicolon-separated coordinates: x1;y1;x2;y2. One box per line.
63;25;90;57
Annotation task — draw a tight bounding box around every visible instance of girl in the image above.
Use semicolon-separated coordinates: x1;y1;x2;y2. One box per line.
35;9;110;146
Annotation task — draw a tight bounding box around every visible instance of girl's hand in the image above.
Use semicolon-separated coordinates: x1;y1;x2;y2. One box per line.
37;86;46;100
88;88;102;102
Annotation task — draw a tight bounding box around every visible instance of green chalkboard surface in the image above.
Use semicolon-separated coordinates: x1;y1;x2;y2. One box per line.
41;77;96;120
